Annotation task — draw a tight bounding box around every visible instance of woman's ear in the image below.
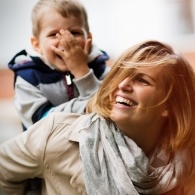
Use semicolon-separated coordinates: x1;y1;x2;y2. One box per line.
31;36;42;54
161;107;169;117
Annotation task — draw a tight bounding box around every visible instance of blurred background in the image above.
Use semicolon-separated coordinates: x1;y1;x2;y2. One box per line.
0;0;195;144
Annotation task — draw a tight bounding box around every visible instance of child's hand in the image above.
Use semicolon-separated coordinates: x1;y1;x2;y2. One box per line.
51;30;92;78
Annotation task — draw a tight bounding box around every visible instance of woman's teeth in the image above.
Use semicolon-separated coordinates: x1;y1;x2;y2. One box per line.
116;96;137;107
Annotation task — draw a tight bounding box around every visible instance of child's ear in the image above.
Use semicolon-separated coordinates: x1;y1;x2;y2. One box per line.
86;33;92;54
31;36;42;54
87;32;92;40
161;107;169;117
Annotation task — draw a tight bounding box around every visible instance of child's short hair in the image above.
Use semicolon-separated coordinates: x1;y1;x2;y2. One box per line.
31;0;90;37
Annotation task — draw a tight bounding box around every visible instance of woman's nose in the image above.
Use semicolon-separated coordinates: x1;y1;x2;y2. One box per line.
118;77;133;91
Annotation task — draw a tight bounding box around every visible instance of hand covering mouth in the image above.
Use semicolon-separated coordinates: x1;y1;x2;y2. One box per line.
116;96;137;107
56;54;63;60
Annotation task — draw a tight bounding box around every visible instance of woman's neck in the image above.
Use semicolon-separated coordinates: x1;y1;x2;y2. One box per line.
118;120;165;156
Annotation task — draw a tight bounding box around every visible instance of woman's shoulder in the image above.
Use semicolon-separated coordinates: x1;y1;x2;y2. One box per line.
51;112;82;124
182;172;195;195
164;173;195;195
49;112;87;140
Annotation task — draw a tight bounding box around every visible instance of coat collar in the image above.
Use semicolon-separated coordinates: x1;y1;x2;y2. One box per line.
66;114;87;142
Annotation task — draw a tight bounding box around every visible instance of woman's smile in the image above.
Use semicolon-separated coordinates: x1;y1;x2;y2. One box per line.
115;96;137;107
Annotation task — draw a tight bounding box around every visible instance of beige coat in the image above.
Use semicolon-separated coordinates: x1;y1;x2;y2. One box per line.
0;112;195;195
0;112;86;195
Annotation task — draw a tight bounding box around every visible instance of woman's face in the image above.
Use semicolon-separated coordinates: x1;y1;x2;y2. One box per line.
110;66;169;137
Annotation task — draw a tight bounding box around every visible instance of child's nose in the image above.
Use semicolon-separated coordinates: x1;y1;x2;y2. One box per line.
57;41;65;51
118;77;133;91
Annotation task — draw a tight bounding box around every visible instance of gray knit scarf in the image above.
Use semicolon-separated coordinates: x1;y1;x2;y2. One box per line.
79;113;192;195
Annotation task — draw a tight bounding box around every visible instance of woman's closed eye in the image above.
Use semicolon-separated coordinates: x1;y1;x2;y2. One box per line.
135;77;151;86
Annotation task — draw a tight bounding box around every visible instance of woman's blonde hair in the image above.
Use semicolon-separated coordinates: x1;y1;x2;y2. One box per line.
87;40;195;152
31;0;89;37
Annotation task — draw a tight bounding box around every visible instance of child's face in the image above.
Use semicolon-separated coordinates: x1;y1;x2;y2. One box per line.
32;10;88;71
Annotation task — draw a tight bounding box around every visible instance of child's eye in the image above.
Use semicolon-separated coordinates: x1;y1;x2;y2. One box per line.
70;31;83;37
47;32;57;38
49;33;57;37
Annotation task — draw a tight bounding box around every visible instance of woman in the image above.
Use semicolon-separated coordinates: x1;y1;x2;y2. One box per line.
0;40;195;195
